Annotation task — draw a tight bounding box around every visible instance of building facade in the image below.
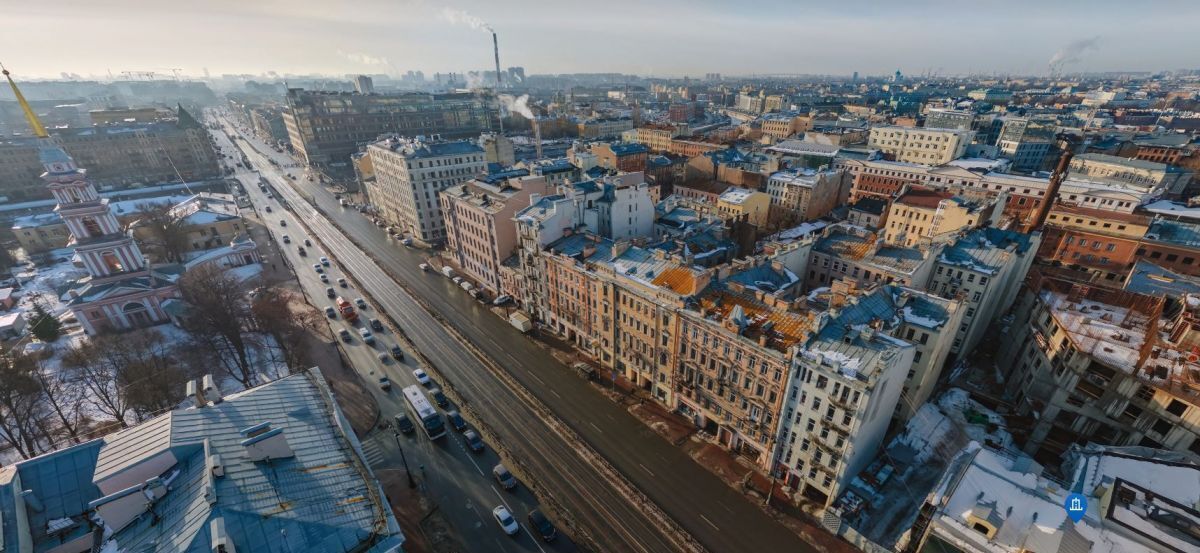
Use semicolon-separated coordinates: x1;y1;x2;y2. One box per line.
367;136;486;244
867;126;974;165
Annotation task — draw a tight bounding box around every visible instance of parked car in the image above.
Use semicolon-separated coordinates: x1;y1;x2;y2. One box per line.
325;306;337;318
264;205;273;213
412;368;431;386
429;387;449;408
337;277;348;288
401;238;413;247
319;274;329;283
492;295;512;306
445;410;467;432
358;328;374;345
492;506;519;536
338;328;352;342
394;413;415;434
281;234;290;243
370;318;383;331
419;263;429;271
326;287;336;298
304;238;312;246
527;509;557;542
493;464;517;490
377;376;391;391
390;345;404;360
297;247;307;256
279;219;286;226
313;264;323;273
463;429;484;453
451;276;463;285
377;351;390;364
320;257;331;266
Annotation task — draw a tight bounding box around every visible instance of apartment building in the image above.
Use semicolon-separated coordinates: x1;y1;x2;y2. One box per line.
867;126;974;165
0;117;220;202
442;173;552;294
776;286;915;506
923;108;975;131
367;136;486;244
1001;273;1200;465
578;116;634;139
806;223;935;290
919;443;1200;553
716;187;771;228
929;227;1040;358
765;168;851;221
1069;153;1193;198
760;113;805;140
479;132;515;165
592;141;649;172
623;125;681;152
1038;204;1152;281
1136;217;1200;277
282;88;495;169
882;185;1000;248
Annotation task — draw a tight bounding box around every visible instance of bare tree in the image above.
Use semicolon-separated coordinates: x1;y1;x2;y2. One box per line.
178;266;256;387
33;360;85;445
136;202;191;263
0;347;49;459
250;287;320;373
62;334;132;428
118;330;192;420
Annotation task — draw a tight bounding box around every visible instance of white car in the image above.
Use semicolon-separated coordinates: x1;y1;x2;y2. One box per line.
451;276;463;285
412;368;431;386
492;295;512;306
492;505;519;536
419;263;429;272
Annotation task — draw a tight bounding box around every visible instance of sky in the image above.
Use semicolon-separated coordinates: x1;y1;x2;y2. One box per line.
3;0;1199;80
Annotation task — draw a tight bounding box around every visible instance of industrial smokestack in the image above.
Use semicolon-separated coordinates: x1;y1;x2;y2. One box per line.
534;118;543;160
493;32;504;133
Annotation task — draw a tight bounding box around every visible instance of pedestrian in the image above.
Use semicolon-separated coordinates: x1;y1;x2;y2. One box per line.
271;263;277;271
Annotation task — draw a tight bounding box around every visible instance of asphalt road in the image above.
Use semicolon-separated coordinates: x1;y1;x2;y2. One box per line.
219;116;819;553
214;131;570;553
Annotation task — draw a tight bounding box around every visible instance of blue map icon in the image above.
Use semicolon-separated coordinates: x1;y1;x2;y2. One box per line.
1064;493;1088;522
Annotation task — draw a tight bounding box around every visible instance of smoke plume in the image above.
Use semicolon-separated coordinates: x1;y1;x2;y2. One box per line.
339;51;390;66
499;94;535;119
439;7;493;33
1049;36;1101;68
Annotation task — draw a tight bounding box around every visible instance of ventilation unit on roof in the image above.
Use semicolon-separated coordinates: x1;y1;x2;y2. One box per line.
239;422;294;462
211;517;237;553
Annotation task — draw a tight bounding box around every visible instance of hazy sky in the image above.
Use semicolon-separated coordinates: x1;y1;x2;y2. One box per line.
4;0;1199;79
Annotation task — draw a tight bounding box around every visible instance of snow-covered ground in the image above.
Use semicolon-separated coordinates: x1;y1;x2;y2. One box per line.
10;248;88;319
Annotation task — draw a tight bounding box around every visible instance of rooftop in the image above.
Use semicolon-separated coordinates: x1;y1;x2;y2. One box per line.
767;140;840;157
1074;152;1182;173
937;228;1035;275
718;187;760;206
371;135;483;159
1145;217;1200;248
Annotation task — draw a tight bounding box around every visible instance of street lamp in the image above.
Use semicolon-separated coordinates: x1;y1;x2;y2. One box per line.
391;430;417;488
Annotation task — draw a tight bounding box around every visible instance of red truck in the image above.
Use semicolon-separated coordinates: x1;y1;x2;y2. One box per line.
336;297;358;322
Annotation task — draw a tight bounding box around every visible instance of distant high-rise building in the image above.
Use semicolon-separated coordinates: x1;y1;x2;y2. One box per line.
353;75;374;94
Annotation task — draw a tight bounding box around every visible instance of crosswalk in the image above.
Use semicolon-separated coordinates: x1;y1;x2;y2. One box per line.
360;437;388;468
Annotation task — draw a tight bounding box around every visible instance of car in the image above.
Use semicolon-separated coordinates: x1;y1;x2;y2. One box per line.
461;429;485;452
319;274;329;283
281;234;290;244
493;464;517;490
313;264;323;273
264;205;273;213
377;351;390;364
377;376;391;391
492;295;512;306
369;318;383;331
527;509;557;542
419;263;429;272
325;306;337;318
304;238;312;246
326;287;336;298
394;413;415;434
320;257;330;267
401;238;413;247
338;328;352;342
358;328;374;344
297;247;307;256
429;387;449;408
390;345;404;360
451;276;463;285
355;298;367;309
492;505;519;536
279;219;286;227
445;410;467;432
337;277;348;288
412;368;431;386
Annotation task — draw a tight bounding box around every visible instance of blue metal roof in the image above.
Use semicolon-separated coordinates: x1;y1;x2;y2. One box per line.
608;142;649;156
7;440;105;552
1125;260;1200;297
479;168;530;184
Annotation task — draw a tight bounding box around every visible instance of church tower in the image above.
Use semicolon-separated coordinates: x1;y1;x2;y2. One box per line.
4;67;147;281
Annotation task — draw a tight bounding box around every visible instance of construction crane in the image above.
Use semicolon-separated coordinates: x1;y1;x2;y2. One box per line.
155;68;184;81
120;70;157;81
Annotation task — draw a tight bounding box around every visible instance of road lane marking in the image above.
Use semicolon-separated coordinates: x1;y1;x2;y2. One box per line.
522;524;548;553
588;422;603;433
550;389;562;399
699;513;720;530
529;373;545;386
638;463;654;477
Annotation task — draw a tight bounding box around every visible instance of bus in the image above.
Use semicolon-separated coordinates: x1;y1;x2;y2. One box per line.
402;385;445;440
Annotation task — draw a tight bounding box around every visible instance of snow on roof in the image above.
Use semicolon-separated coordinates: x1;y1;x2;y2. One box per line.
1142;199;1200;221
1043;290;1146;374
718;187;758;205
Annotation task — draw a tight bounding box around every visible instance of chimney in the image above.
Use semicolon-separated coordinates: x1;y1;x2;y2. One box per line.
202;374;222;404
534;118;544;160
493;32;504;134
186;379;207;408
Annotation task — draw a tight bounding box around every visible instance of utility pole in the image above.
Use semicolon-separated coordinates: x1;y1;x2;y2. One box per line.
392;430;417;488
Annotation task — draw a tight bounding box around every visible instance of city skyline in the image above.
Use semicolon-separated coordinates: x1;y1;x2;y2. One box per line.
5;0;1200;80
